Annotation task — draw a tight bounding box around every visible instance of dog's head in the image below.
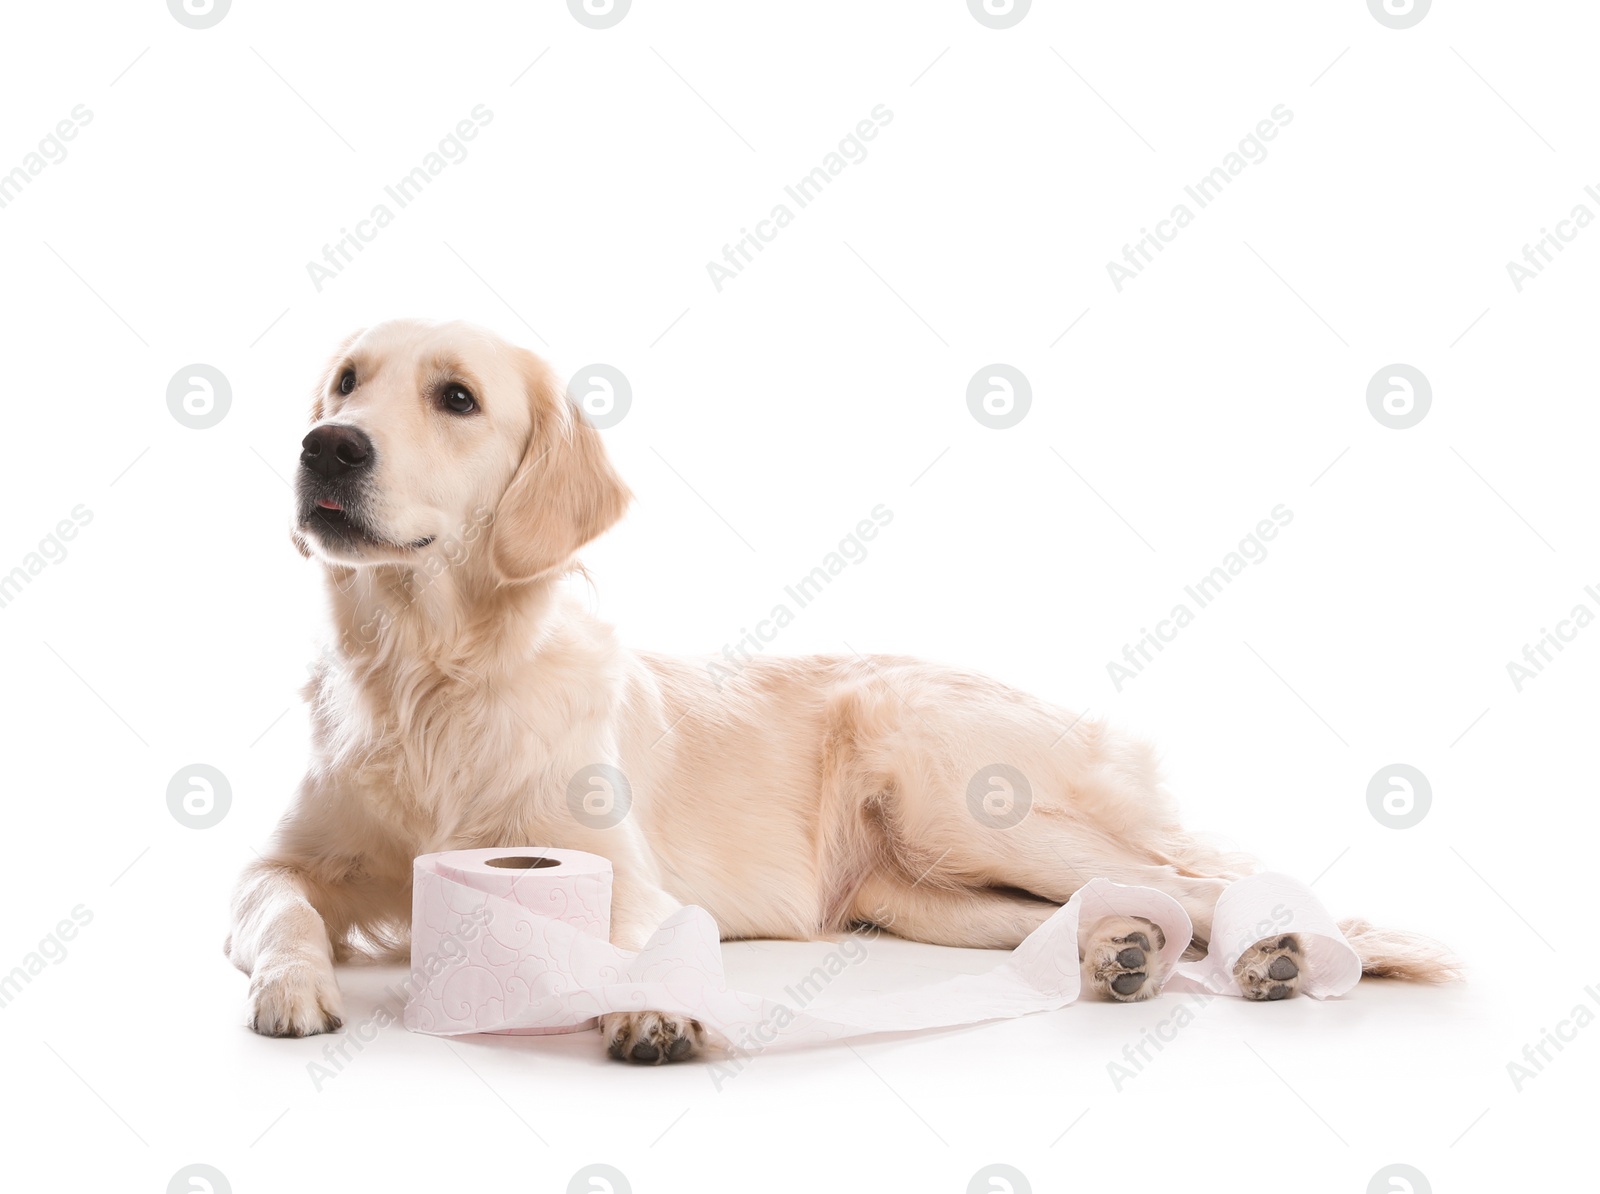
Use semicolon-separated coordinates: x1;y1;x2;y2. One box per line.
294;320;630;582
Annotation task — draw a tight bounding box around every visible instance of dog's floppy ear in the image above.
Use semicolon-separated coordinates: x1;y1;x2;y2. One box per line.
491;350;632;582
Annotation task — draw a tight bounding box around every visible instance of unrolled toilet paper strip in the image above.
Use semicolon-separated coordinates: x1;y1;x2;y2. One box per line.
1165;871;1362;1000
404;850;1359;1049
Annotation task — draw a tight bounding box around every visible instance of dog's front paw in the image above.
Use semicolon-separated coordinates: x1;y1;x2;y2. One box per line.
1233;933;1302;1001
1080;915;1169;1002
247;956;344;1037
602;1011;704;1064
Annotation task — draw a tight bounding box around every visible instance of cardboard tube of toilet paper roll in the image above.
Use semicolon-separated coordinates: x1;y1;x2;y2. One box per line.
1164;871;1362;999
404;849;1194;1050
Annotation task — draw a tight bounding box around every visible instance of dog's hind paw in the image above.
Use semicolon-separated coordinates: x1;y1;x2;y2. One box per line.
1233;933;1302;1001
1080;915;1169;1002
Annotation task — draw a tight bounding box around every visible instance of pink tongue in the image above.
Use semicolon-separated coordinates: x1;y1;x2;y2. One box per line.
317;498;342;511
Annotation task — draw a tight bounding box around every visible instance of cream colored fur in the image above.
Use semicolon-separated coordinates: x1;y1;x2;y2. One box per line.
227;320;1458;1060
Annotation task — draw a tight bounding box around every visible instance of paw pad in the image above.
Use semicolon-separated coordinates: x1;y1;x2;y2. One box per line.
1234;933;1305;1002
602;1011;704;1064
1082;916;1169;1003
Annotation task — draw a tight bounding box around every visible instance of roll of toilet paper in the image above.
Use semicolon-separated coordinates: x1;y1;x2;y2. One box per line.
408;847;612;1036
404;849;1197;1050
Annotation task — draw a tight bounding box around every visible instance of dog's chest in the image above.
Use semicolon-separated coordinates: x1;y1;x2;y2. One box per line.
323;655;616;847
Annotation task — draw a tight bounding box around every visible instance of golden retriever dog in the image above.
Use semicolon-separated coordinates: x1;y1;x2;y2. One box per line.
227;319;1456;1063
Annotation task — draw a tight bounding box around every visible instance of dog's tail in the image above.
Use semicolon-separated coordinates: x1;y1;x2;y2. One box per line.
1338;918;1461;983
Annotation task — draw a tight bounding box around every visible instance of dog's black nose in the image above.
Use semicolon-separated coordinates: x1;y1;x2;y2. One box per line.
301;425;373;479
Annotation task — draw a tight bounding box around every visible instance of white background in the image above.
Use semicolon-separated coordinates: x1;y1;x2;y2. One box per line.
0;0;1590;1190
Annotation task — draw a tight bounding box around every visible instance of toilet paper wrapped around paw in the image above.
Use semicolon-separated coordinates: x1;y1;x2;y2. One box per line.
403;850;1196;1050
1165;871;1362;999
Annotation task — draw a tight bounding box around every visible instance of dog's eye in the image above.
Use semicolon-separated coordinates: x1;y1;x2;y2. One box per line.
441;384;477;415
338;370;356;395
